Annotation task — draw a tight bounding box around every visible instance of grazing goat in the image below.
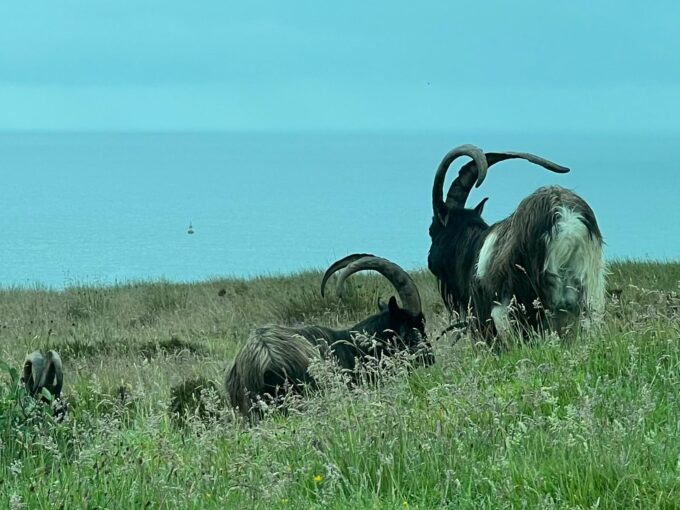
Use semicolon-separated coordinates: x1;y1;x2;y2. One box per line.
21;350;64;403
225;254;433;418
428;144;605;341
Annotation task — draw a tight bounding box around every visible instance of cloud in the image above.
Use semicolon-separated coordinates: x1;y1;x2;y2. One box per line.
0;0;679;130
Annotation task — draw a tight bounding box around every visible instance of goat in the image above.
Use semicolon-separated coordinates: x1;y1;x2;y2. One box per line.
22;350;64;400
428;144;605;342
225;254;433;418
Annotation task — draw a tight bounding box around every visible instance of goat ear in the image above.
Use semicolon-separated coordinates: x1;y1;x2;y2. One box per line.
377;298;388;312
387;296;401;316
473;197;489;216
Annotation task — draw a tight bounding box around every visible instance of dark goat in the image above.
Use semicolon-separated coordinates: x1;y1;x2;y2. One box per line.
225;254;433;418
428;144;605;341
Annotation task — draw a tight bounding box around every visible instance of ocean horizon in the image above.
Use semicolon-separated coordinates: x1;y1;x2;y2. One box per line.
1;131;678;289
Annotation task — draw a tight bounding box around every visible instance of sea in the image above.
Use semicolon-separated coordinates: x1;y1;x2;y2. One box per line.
0;131;678;289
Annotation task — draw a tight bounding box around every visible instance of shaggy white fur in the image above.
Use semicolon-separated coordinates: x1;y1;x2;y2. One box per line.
475;231;498;280
543;206;606;316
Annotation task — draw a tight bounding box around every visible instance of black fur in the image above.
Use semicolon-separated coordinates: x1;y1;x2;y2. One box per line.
429;185;603;341
226;295;433;418
322;295;431;369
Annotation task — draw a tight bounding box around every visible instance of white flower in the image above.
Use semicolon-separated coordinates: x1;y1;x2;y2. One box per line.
9;493;26;510
9;460;23;476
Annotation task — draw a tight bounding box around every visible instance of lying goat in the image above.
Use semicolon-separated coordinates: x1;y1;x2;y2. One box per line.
225;254;432;418
428;144;605;341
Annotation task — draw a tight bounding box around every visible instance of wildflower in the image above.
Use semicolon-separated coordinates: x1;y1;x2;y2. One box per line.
378;452;394;466
403;501;409;507
9;493;25;510
313;474;323;483
281;498;289;504
9;460;23;476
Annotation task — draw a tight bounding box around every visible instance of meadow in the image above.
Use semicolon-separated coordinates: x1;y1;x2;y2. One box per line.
1;261;679;509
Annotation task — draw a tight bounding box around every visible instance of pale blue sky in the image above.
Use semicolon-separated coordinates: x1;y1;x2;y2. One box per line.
1;1;679;132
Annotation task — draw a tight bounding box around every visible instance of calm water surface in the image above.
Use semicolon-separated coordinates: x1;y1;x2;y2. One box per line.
0;132;678;288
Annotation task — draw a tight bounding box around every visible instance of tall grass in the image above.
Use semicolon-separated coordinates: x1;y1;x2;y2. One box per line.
0;261;679;508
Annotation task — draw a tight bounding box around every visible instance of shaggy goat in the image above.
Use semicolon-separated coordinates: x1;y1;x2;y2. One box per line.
22;350;64;399
428;144;605;341
225;254;432;418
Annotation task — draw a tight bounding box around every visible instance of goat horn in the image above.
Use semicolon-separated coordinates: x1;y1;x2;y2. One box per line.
22;351;45;396
445;151;570;210
320;253;375;297
38;350;63;399
335;256;422;316
21;350;63;399
433;144;488;224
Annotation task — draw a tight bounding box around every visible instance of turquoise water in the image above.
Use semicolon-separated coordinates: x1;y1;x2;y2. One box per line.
1;132;678;288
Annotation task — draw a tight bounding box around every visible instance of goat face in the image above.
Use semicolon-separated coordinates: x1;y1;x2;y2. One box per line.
428;203;489;311
323;254;434;366
377;296;432;365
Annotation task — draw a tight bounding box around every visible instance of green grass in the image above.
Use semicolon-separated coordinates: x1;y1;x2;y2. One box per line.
1;261;679;509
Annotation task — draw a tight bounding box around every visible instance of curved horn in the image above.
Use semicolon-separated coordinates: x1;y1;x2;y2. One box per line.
39;350;63;398
320;253;375;297
22;351;45;395
445;151;570;210
335;256;422;316
21;350;63;398
433;144;488;224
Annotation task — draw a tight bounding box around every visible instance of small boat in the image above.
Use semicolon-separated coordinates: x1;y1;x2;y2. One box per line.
187;222;194;235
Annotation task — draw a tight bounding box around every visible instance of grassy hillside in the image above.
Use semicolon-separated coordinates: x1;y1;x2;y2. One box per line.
1;261;679;509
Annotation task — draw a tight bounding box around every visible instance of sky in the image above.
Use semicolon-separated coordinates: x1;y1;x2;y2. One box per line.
1;1;679;132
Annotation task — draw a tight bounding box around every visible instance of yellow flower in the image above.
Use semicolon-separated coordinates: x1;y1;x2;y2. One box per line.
281;498;289;504
403;501;409;507
313;474;323;483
